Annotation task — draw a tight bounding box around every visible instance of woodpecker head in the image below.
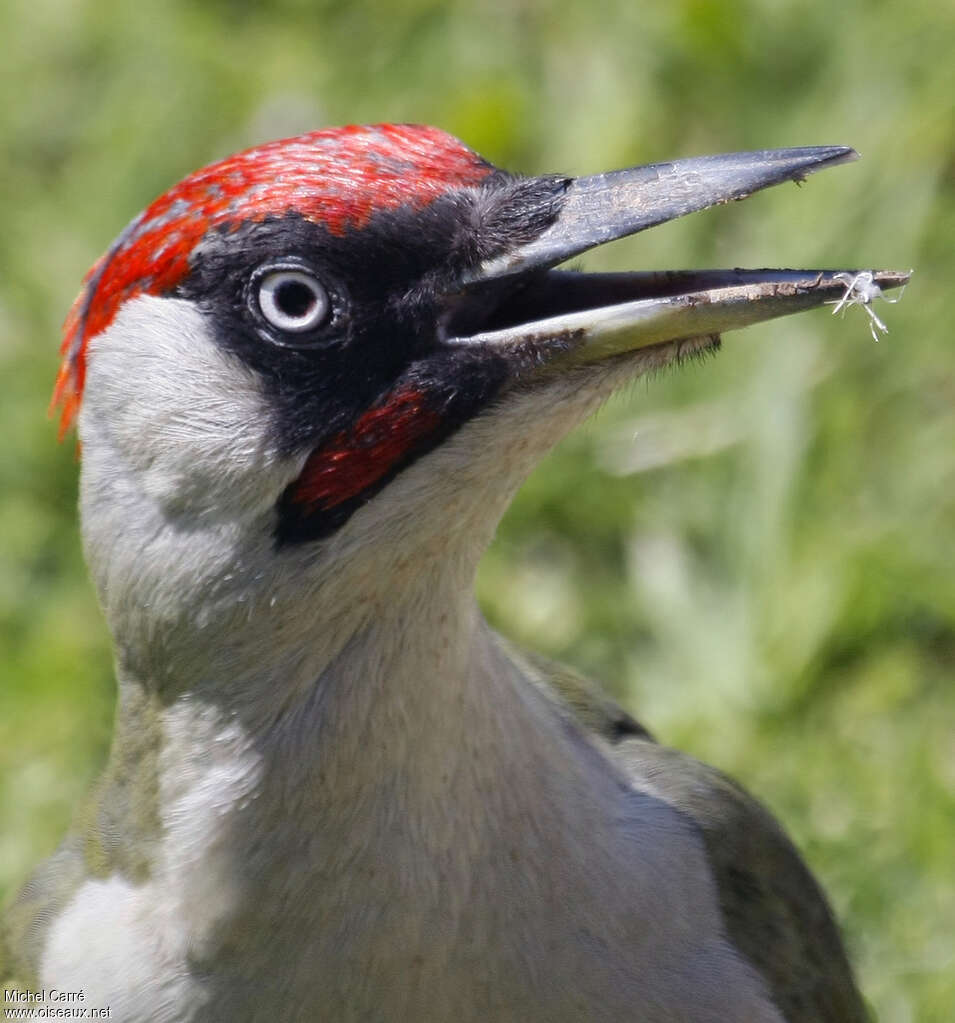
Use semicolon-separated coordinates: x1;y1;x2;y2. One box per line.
56;124;906;684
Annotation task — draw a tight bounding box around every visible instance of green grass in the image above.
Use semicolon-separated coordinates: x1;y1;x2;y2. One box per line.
1;0;952;1017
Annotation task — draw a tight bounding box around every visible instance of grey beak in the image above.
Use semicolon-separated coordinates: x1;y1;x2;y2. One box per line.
449;146;910;360
477;146;860;281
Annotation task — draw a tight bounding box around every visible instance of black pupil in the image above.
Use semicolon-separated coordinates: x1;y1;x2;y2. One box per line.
276;279;316;318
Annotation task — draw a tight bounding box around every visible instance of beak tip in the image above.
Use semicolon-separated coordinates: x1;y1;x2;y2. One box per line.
781;145;859;182
820;144;860;166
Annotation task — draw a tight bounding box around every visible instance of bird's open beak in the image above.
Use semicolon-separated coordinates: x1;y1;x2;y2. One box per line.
446;147;910;364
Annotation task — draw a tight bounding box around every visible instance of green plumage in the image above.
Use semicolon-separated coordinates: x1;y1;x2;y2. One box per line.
513;645;869;1022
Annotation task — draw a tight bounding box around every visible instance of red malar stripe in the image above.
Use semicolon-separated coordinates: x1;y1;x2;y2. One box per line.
288;387;443;512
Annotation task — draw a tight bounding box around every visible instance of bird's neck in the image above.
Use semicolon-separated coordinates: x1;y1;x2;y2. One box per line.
98;545;600;934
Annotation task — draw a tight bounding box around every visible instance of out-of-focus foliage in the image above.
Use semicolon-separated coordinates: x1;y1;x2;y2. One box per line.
0;0;951;1016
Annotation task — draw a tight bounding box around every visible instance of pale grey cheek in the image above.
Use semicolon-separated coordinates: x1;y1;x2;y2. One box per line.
74;295;308;667
80;293;302;521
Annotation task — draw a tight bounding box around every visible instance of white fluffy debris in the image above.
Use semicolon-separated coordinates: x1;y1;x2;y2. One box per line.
828;270;907;342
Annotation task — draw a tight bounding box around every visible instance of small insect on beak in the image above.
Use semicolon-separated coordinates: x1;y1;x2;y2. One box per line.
827;270;911;342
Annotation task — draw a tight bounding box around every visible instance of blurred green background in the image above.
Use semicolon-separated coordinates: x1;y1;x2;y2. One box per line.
1;0;952;1017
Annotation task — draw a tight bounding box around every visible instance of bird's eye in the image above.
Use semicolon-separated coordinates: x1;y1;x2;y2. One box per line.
256;270;330;334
